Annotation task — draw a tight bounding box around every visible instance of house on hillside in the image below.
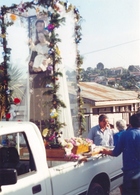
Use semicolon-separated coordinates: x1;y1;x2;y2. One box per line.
110;67;123;75
69;82;140;137
129;72;140;77
128;65;140;78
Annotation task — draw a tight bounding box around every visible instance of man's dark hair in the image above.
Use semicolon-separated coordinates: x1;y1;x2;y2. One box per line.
98;114;108;122
129;113;140;128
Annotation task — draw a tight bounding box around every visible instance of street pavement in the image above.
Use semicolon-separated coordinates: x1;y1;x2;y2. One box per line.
110;187;121;195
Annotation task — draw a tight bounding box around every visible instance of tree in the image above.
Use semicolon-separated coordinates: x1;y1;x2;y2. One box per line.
81;69;91;81
8;64;26;100
128;65;135;72
86;67;94;73
97;62;104;70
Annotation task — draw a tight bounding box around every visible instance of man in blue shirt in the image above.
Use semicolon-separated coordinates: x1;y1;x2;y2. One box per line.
88;114;113;146
102;113;140;195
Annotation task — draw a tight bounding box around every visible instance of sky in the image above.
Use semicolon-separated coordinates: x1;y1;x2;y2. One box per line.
0;0;140;70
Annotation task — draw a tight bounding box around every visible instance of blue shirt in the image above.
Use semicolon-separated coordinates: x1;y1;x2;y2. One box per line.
113;127;140;171
113;130;125;146
88;125;114;146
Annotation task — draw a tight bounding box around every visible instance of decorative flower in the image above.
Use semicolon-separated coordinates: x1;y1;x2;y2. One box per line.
33;0;39;5
49;132;56;141
55;45;60;55
85;138;93;145
0;33;6;38
6;113;11;119
42;128;49;137
49;118;55;123
65;142;73;149
17;2;25;12
57;137;93;156
59;139;67;147
65;153;80;160
36;7;40;13
46;83;53;88
48;48;54;54
6;89;10;95
74;8;79;14
46;23;55;31
76;137;92;146
53;2;63;12
47;65;53;71
14;98;21;104
50;108;58;118
10;14;17;21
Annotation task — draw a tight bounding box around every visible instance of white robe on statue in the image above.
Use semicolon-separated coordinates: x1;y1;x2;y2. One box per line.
31;43;50;71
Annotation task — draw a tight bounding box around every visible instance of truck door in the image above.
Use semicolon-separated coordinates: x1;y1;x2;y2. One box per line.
0;132;49;195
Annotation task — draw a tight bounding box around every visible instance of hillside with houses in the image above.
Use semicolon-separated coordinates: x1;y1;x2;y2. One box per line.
66;64;140;91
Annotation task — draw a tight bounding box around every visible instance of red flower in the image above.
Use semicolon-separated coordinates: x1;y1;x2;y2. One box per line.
14;98;21;104
49;118;55;123
6;113;11;119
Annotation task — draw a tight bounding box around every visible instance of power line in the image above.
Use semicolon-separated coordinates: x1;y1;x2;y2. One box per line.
82;39;140;55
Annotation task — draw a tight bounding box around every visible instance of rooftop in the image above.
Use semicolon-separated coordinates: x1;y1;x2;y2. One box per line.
79;82;140;106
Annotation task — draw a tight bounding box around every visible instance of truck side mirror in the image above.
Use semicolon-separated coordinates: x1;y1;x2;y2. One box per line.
0;169;17;192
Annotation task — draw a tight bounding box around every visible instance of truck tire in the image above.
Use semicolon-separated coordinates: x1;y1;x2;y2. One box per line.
87;183;105;195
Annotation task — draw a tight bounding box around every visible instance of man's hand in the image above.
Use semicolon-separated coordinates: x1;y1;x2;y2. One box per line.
101;147;113;156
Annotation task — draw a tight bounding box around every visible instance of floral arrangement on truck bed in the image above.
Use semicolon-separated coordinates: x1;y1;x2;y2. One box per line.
60;137;92;151
43;133;93;160
60;137;93;159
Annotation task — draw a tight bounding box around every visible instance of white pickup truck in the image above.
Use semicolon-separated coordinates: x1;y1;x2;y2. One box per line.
0;122;123;195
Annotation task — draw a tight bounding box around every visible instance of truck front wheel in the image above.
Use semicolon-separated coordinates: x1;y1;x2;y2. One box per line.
87;183;105;195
